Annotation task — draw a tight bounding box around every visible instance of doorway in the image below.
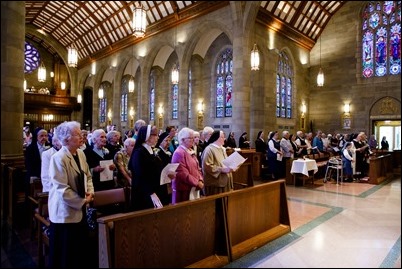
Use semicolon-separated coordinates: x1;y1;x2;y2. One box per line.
373;120;401;150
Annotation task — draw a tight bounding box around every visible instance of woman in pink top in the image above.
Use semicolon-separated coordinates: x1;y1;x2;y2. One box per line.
171;127;204;204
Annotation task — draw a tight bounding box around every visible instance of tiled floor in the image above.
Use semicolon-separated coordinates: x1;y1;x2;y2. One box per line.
1;176;401;268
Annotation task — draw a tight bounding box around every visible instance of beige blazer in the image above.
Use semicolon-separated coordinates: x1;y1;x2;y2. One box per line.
48;146;94;223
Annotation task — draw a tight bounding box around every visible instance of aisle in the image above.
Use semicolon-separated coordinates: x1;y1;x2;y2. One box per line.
225;177;401;268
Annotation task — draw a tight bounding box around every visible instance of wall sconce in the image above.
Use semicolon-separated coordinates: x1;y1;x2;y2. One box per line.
300;103;307;130
342;103;351;129
197;101;204;115
107;110;112;125
77;93;82;103
157;105;164;129
129;107;135;128
60;81;66;90
158;105;164;117
23;79;27;91
301;104;307;116
50;71;54;78
98;86;104;99
344;103;350;114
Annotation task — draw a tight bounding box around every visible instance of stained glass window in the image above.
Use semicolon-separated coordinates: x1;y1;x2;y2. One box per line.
120;76;129;122
188;69;192;119
24;41;40;74
99;96;107;124
172;84;178;119
215;48;233;118
150;73;155;121
276;52;293;118
362;1;401;77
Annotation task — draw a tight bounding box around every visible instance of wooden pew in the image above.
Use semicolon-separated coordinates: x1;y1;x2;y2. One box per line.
97;180;290;268
368;154;394;184
1;158;25;221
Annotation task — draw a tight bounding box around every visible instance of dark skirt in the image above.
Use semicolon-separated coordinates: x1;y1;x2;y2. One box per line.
48;214;96;268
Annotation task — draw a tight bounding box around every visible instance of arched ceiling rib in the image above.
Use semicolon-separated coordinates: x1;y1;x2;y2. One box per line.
25;1;345;67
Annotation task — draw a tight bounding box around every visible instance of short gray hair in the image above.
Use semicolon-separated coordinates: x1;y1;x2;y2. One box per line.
178;127;194;145
56;121;81;146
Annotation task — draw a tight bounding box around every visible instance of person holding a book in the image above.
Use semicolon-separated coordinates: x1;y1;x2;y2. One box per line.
201;130;234;196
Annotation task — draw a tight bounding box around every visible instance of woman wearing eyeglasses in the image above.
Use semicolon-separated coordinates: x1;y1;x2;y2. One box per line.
171;127;204;204
201;130;234;196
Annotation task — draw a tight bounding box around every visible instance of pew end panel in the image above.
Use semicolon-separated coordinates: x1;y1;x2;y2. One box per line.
368;154;394;184
227;180;291;261
98;194;230;268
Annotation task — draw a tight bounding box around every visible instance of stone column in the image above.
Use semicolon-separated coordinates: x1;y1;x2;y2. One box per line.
1;2;25;160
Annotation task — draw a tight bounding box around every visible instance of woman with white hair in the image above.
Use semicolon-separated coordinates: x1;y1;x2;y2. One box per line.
171;127;204;204
41;126;62;192
83;129;116;191
48;121;95;267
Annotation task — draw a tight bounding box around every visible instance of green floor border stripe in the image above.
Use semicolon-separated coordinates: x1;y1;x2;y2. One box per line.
224;177;399;268
379;236;401;268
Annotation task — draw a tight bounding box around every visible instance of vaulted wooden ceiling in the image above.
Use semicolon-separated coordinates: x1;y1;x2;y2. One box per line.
25;1;345;67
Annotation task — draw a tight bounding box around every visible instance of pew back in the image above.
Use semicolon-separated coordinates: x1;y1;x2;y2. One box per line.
97;180;290;268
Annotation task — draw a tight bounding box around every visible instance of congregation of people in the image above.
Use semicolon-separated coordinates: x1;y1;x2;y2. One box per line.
21;121;388;268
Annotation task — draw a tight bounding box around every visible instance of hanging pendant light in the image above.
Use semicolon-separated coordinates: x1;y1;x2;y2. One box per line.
317;36;324;87
132;1;147;38
68;47;78;68
171;64;179;85
77;93;82;103
251;43;260;71
38;61;46;82
68;2;78;68
98;85;104;99
128;77;135;93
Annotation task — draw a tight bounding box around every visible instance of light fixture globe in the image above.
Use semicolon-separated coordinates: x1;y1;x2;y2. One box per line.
128;77;135;93
68;47;78;68
251;44;260;71
132;2;147;38
171;65;179;85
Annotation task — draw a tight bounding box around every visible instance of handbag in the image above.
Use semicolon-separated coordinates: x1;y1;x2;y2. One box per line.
86;207;97;230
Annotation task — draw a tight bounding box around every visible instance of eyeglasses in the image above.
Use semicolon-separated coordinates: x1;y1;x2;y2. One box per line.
150;134;158;137
185;137;194;140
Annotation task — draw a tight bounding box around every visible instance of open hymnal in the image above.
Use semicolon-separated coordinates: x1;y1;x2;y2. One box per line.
222;151;247;171
99;159;114;182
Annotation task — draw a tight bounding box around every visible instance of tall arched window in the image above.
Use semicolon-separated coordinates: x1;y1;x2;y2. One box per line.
362;1;401;77
215;48;233;118
99;82;107;123
120;76;129;122
276;52;293;118
172;83;179;119
188;69;192;119
150;73;155;121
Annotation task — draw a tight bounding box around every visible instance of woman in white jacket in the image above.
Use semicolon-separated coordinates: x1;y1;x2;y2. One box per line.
48;121;95;268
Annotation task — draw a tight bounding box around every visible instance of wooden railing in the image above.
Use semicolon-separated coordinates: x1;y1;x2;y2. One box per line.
97;180;290;268
24;92;79;112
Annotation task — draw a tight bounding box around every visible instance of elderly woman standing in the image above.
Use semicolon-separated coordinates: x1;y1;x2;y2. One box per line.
113;137;135;188
202;130;233;195
84;129;116;191
48;121;95;268
171;127;204;204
